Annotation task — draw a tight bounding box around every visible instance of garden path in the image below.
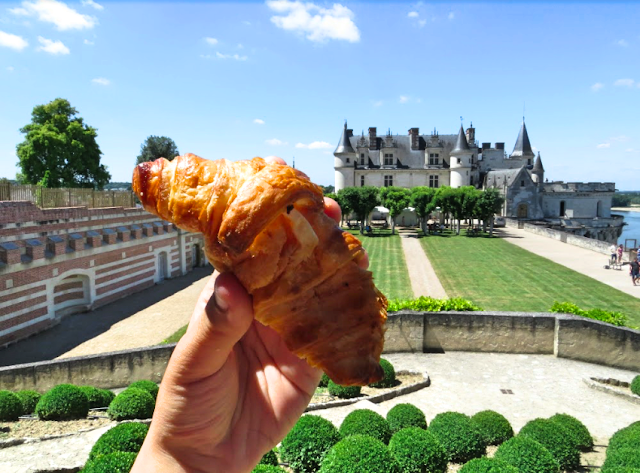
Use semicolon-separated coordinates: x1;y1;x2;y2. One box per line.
400;235;448;299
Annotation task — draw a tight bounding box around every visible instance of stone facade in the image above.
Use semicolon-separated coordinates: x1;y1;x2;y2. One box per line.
0;201;206;347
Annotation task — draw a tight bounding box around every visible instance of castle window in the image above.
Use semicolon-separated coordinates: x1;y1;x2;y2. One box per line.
521;180;525;187
429;155;439;165
384;175;393;186
528;159;532;166
361;175;365;187
360;153;365;165
429;175;439;188
560;201;565;216
384;154;393;165
346;158;350;163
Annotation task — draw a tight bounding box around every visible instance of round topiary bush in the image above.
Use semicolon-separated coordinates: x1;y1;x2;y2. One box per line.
258;449;278;467
280;414;341;472
428;411;485;463
459;457;520;473
319;434;400;473
494;436;560;473
318;373;330;388
327;380;361;399
107;388;155;421
608;423;640;453
386;403;427;433
369;358;396;388
388;427;447;473
0;390;23;421
631;375;640;397
128;380;159;400
35;384;89;420
518;418;580;471
100;389;116;407
339;409;392;445
83;451;137;473
549;413;593;451
602;448;640;472
471;410;513;446
15;390;41;416
89;422;149;460
78;386;107;409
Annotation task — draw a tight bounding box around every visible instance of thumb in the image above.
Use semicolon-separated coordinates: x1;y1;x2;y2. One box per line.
167;272;254;383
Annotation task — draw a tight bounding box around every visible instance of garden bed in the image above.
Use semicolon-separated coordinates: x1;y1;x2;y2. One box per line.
0;410;112;443
584;377;640;405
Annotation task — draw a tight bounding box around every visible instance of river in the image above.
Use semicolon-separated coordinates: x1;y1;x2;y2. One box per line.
616;210;640;247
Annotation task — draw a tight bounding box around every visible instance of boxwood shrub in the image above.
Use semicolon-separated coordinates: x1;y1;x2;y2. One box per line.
82;451;137;473
327;380;361;399
471;410;513;446
608;422;640;453
253;466;286;473
0;390;23;421
602;448;640;472
459;457;520;473
518;418;580;471
386;403;427;433
318;373;330;388
128;380;159;400
339;409;392;444
494;436;560;473
388;427;447;473
107;388;155;421
319;434;400;473
79;386;107;409
258;449;278;467
549;413;593;451
280;414;341;472
631;375;640;397
428;412;485;463
369;358;396;388
36;384;89;420
16;390;41;416
100;389;116;407
89;422;149;460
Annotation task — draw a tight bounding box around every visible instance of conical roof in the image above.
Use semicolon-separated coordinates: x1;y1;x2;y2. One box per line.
334;121;355;154
511;120;534;158
451;125;470;153
532;152;544;171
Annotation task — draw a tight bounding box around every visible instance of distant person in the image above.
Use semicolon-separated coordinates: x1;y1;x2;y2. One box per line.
630;259;639;286
617;244;624;264
610;244;617;264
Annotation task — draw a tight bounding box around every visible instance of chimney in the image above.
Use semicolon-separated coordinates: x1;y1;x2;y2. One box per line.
409;128;420;150
47;235;66;256
25;239;44;261
466;124;475;145
495;142;505;150
368;127;377;150
0;242;21;265
117;226;131;242
482;142;490;150
86;230;102;248
347;129;353;138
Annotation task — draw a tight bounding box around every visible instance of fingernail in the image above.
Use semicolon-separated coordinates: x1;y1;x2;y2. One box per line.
214;287;229;312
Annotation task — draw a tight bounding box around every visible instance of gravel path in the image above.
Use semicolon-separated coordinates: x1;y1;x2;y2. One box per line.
400;235;448;299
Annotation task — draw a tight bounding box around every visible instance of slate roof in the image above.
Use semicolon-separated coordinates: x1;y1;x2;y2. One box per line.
334;122;355;154
452;125;470;153
511;121;534;158
484;168;528;188
533;153;544;172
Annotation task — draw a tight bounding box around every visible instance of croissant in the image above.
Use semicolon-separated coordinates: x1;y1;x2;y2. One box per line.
132;153;387;386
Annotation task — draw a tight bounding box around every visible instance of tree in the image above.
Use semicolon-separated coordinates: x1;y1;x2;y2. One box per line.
380;187;411;235
411;187;437;234
337;186;379;234
320;185;335;195
136;135;179;165
16;98;110;188
475;188;505;236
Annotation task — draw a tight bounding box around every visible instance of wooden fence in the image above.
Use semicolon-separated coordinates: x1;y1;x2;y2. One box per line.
0;183;137;209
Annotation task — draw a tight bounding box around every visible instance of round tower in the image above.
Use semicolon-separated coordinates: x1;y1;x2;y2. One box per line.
334;121;356;192
449;125;473;188
531;152;544;185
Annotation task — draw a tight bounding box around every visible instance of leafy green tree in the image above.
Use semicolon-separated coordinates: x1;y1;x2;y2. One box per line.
16;98;110;188
411;187;437;234
320;185;335;194
434;187;457;230
380;187;411;234
337;186;380;234
475;188;505;236
136;135;179;165
460;187;480;232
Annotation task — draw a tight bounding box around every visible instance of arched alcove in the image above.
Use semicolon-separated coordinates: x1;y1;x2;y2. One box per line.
53;273;91;318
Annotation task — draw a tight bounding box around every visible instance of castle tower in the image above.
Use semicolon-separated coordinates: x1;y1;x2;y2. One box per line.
449;125;473;188
510;119;535;161
531;152;544;184
334;121;356;192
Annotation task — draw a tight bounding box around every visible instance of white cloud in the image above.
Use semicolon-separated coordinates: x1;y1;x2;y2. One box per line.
204;37;218;45
625;148;637;153
407;11;418;18
11;0;96;31
91;77;109;85
591;82;604;92
81;0;103;11
266;138;287;145
267;0;360;43
7;66;14;72
295;141;332;149
610;135;629;142
37;36;69;54
597;143;611;149
448;12;455;20
614;78;635;87
253;118;265;124
215;52;247;61
0;30;28;51
84;39;94;45
373;100;383;107
617;39;629;47
399;95;409;103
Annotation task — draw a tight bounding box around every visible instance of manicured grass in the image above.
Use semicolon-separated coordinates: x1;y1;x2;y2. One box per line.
163;325;187;344
420;231;640;327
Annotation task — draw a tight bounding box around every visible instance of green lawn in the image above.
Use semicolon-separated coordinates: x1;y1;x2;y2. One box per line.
420;231;640;327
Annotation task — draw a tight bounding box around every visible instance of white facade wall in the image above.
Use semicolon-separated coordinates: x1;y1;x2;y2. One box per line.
542;194;613;219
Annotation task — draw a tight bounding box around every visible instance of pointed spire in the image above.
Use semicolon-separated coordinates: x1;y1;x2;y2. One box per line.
334;121;355;154
533;151;544;171
511;120;534;158
452;125;470;153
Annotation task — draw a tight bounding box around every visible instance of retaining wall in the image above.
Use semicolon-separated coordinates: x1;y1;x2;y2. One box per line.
0;311;638;392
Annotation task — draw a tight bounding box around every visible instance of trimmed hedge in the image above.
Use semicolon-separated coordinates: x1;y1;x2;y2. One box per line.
319;434;400;473
36;384;89;421
100;389;116;407
518;418;580;471
82;451;137;473
494;436;560;473
388;297;482;312
107;388;155;421
253;466;286;473
550;301;627;326
318;373;330;388
471;410;513;446
602;448;640;472
631;376;640;397
339;409;392;445
327;381;361;399
388;427;447;473
89;422;149;460
459;457;520;473
549;413;593;451
0;390;23;421
387;403;427;433
258;449;278;467
280;415;341;473
79;386;107;409
608;422;640;453
128;380;159;400
369;358;396;388
428;412;485;463
16;390;41;416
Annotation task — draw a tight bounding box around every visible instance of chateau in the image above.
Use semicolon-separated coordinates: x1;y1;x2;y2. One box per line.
334;121;624;242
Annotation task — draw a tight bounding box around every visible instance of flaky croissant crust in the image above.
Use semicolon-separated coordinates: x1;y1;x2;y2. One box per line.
133;153;387;385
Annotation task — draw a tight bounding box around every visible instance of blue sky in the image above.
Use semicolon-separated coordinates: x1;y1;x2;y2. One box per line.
0;1;639;189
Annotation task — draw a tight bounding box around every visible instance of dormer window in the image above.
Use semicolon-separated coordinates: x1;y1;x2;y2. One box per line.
346;158;350;163
429;153;439;165
360;153;365;165
521;180;525;187
384;154;393;165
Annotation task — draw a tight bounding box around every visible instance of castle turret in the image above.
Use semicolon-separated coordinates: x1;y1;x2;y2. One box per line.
531;151;544;184
334;121;356;192
449;125;473;188
510;120;535;160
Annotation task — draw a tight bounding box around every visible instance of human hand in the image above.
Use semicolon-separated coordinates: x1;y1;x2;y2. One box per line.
132;156;365;473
